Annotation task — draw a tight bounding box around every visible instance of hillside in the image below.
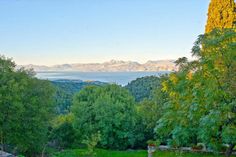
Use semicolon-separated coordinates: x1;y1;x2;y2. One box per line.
52;79;107;114
18;60;178;72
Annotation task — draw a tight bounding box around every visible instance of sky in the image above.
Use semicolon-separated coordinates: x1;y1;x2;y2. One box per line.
0;0;210;66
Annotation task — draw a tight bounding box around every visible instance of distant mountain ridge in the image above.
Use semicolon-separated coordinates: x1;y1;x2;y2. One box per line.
18;59;178;72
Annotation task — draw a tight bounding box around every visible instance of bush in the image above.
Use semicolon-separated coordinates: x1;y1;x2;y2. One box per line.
82;132;101;157
50;114;76;149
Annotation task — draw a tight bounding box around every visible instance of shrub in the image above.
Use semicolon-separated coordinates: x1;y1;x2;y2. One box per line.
82;132;101;157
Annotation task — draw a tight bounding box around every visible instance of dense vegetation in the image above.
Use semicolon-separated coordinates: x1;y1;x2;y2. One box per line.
0;56;55;156
72;85;139;150
205;0;236;33
50;28;236;157
52;80;106;114
0;0;236;157
125;76;162;102
155;29;236;156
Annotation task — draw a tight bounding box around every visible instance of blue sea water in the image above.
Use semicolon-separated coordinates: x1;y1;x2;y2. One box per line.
36;71;169;86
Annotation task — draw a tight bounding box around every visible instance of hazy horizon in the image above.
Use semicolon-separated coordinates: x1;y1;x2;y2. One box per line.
19;58;176;66
1;0;210;66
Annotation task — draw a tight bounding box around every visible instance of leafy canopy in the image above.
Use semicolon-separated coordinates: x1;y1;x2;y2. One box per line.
72;84;138;150
155;29;236;154
0;56;55;156
125;76;162;102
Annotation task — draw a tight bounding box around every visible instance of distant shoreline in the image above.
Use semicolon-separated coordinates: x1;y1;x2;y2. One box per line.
35;71;170;86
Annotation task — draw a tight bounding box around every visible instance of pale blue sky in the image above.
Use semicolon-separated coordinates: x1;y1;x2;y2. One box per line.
0;0;210;65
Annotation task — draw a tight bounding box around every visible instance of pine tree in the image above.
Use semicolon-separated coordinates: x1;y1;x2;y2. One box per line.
205;0;236;33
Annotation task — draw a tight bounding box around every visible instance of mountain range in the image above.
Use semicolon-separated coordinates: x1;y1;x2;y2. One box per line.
18;60;178;72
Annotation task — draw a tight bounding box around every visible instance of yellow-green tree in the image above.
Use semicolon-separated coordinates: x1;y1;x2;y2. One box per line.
155;29;236;157
205;0;236;33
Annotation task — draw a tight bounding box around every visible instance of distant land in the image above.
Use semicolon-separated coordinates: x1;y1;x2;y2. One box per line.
18;59;178;72
36;71;169;85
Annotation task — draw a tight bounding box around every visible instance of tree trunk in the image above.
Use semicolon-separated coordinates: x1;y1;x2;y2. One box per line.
41;143;47;157
0;131;4;151
225;144;235;157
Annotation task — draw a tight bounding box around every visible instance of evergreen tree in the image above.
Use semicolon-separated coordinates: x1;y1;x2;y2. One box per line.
205;0;236;33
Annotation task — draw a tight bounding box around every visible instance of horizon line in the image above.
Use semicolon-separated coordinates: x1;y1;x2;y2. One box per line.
18;58;179;66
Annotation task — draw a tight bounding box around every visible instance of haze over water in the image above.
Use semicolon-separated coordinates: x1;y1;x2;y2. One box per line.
36;71;169;86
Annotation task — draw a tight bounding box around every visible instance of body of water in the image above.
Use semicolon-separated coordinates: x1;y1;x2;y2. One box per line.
36;71;170;86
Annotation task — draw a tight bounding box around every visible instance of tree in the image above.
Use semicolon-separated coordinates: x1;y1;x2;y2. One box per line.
0;56;55;156
136;100;161;145
134;75;169;148
50;114;76;150
155;29;236;156
205;0;236;33
174;57;188;70
52;80;106;114
125;76;162;102
72;84;139;150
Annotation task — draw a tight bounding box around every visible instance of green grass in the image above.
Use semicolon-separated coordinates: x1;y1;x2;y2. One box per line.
52;149;223;157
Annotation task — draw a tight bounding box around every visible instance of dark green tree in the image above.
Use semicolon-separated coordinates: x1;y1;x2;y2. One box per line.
125;76;162;102
52;80;106;114
0;56;55;156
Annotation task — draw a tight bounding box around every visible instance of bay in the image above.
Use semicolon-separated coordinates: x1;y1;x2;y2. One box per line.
36;71;170;86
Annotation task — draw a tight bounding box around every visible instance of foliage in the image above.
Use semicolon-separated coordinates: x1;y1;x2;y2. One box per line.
205;0;236;33
50;114;76;149
72;84;139;150
82;132;101;157
52;80;106;114
133;75;168;148
125;76;162;102
155;29;236;155
0;56;55;156
136;99;162;146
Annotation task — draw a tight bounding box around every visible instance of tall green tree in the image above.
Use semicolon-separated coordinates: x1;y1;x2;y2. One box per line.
72;84;140;150
0;56;55;156
205;0;236;33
